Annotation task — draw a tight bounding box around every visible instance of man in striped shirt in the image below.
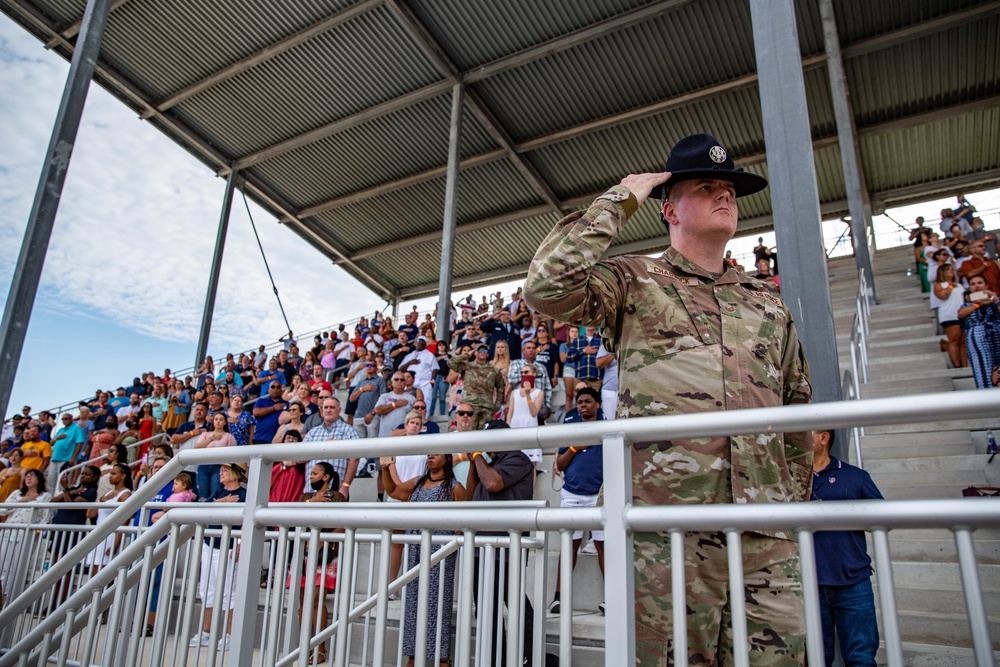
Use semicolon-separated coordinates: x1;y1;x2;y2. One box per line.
302;397;359;499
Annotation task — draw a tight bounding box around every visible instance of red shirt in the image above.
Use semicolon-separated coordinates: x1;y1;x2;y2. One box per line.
307;378;333;393
958;257;1000;294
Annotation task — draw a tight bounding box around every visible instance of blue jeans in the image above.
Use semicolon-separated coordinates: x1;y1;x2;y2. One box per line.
819;578;879;666
429;376;449;417
196;464;222;500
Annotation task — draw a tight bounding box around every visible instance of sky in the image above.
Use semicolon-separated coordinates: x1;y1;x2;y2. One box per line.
2;15;998;418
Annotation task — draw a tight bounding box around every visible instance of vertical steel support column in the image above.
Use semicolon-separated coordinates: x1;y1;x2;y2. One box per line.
820;0;877;303
436;84;463;344
194;168;238;371
228;457;270;667
749;0;842;405
602;432;635;665
0;0;114;421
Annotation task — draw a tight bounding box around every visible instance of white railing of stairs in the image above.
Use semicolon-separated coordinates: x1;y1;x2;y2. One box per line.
843;266;874;468
1;390;998;667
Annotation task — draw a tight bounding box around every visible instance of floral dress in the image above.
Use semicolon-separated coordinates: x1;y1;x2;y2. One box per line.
227;410;257;447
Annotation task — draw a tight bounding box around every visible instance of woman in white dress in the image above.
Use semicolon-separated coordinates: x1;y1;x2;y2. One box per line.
87;463;133;574
0;469;52;597
506;363;544;466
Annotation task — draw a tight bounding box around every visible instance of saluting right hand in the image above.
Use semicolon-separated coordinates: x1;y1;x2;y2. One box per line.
619;172;672;207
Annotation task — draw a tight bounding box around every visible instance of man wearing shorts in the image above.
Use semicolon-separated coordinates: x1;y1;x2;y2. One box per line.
549;387;605;614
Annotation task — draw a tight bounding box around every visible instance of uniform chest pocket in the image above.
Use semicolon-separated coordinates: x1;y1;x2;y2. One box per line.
637;282;713;355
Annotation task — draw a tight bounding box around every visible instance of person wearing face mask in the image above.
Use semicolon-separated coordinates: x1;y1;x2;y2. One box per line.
966;216;998;260
296;462;345;663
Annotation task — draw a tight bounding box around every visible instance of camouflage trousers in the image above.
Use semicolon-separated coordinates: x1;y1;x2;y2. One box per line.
634;530;805;667
470;404;495;431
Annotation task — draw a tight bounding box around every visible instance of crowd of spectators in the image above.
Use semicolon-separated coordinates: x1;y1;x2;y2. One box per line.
910;195;1000;386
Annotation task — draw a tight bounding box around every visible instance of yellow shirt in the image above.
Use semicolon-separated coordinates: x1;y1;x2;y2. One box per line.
20;439;52;471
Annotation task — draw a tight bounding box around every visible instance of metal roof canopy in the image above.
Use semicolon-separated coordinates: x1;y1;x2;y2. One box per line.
3;0;999;301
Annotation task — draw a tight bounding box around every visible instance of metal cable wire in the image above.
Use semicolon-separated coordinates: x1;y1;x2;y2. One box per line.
241;190;292;334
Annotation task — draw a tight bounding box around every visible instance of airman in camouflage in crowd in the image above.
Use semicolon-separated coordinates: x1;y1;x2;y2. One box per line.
448;344;506;430
524;133;813;666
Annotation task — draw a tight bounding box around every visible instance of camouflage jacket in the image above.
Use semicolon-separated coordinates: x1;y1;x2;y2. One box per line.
523;185;814;523
448;354;506;413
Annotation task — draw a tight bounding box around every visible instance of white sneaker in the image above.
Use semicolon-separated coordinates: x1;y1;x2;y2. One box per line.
189;632;211;647
217;635;230;651
580;539;598;555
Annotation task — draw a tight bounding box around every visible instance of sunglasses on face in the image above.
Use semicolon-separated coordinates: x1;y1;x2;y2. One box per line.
455;410;474;417
414;405;427;410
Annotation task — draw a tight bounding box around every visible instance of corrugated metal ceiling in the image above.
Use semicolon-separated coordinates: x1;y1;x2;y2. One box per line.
4;0;999;300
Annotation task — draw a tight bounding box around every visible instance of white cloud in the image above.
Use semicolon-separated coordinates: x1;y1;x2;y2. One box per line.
0;17;387;360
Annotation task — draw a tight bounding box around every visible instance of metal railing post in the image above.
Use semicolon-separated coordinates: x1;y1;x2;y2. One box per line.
601;432;634;665
227;456;270;667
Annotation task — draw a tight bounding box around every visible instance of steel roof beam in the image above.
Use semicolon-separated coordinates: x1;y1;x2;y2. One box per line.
146;0;384;118
383;0;564;215
337;93;1000;263
224;1;994;180
43;0;131;47
293;149;506;220
296;0;999;219
229;81;453;172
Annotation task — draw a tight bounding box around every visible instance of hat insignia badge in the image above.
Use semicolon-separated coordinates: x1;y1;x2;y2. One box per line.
709;146;727;163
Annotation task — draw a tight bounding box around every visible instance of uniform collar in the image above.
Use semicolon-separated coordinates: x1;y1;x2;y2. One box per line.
661;247;756;286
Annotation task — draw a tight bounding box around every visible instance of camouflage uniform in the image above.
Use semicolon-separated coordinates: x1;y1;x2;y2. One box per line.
448;354;506;430
523;185;813;666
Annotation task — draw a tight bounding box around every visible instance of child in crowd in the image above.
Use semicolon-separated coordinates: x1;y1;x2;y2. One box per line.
166;471;196;503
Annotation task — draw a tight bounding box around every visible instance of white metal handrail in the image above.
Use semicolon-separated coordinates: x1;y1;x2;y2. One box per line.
2;388;998;667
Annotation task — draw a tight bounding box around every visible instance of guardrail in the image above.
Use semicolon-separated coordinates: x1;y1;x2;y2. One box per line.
1;389;998;667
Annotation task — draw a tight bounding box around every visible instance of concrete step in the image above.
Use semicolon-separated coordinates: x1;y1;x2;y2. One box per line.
878;642;1000;667
860;379;956;399
895;610;1000;650
869;455;1000;475
874;483;991;500
866;418;1000;436
888;528;1000;564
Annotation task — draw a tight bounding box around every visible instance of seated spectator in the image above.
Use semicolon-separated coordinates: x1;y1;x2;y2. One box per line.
389;401;440;436
97;443;129;498
549;388;605;615
508;340;552;413
959;275;1000;388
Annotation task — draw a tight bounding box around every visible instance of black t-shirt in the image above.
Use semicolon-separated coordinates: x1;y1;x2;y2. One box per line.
53;484;98;525
391;343;414;370
534;342;559;379
204;486;247;548
278;361;297;382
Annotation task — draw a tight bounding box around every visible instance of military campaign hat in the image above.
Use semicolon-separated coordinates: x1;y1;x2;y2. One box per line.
651;133;768;200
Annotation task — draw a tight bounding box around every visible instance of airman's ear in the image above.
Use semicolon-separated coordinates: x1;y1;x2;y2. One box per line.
661;199;680;228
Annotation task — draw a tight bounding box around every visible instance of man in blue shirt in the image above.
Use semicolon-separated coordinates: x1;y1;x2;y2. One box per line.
48;413;87;492
549;388;605;615
480;309;522;360
252;382;287;444
811;429;883;667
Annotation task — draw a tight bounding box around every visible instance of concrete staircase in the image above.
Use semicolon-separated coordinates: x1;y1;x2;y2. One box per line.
829;246;1000;665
